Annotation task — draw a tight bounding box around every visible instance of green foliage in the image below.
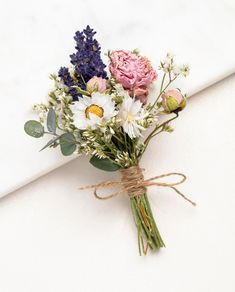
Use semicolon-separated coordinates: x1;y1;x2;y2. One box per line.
47;108;56;133
24;120;44;138
40;136;60;151
59;133;77;156
89;156;120;172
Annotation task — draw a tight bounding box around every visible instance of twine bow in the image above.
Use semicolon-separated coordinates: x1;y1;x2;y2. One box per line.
79;166;196;206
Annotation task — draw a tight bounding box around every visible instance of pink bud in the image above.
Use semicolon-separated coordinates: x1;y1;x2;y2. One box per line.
86;76;106;93
161;89;186;113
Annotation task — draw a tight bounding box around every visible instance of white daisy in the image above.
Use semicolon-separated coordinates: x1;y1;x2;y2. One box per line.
71;92;117;130
118;95;149;139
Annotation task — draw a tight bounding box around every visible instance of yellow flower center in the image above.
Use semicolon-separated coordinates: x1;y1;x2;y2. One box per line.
85;104;104;119
127;112;134;123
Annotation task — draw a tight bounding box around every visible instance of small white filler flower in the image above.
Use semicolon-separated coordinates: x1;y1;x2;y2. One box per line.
71;92;117;130
180;64;190;77
118;94;149;139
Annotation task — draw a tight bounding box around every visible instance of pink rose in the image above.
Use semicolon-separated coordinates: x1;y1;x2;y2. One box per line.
109;50;157;103
132;86;149;104
161;89;186;113
86;76;106;93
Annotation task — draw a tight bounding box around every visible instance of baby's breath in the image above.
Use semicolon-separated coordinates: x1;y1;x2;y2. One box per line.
115;151;135;168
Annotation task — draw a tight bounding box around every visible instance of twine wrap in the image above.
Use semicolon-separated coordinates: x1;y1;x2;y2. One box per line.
79;165;196;206
120;166;147;198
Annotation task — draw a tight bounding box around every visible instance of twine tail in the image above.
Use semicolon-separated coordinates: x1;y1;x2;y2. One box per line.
79;166;196;255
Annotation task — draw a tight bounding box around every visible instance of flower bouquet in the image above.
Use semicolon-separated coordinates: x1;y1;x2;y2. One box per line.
24;26;195;255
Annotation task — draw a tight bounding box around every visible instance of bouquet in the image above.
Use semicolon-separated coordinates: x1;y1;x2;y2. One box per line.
24;26;195;255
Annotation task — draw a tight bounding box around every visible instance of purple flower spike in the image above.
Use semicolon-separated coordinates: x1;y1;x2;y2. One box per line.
58;26;107;101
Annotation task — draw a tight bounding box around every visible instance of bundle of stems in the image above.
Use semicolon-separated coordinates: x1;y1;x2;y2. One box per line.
109;113;178;254
106;74;180;255
131;192;165;255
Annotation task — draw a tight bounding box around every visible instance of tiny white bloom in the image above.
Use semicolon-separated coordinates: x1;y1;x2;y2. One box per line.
68;64;76;76
172;64;181;75
118;94;148;139
110;127;115;135
160;52;175;73
71;92;117;130
180;64;190;77
113;83;131;99
162;62;170;73
166;52;174;60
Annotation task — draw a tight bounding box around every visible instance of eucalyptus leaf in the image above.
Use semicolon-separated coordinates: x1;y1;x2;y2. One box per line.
60;133;77;156
47;108;56;133
24;120;44;138
40;136;60;151
89;156;120;172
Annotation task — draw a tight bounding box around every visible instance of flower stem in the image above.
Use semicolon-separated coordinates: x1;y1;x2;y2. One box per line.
139;112;178;159
130;192;165;255
151;74;178;109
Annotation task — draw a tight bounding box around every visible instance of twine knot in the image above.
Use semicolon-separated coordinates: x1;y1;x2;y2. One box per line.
120;166;147;198
79;165;196;206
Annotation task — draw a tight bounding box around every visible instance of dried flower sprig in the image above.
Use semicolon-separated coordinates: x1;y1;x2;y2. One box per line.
24;26;192;255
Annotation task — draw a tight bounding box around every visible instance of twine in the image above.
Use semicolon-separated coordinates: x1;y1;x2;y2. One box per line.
79;165;196;206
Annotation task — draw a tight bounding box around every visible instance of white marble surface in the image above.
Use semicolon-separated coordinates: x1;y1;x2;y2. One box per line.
0;74;234;292
1;0;235;197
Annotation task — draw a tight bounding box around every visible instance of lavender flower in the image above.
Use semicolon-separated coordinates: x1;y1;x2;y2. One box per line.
58;26;107;101
58;67;78;100
70;26;107;80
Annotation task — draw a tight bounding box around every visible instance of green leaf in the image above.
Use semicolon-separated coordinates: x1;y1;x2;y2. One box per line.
89;156;120;172
59;133;77;156
24;120;44;138
47;108;56;133
40;136;60;151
